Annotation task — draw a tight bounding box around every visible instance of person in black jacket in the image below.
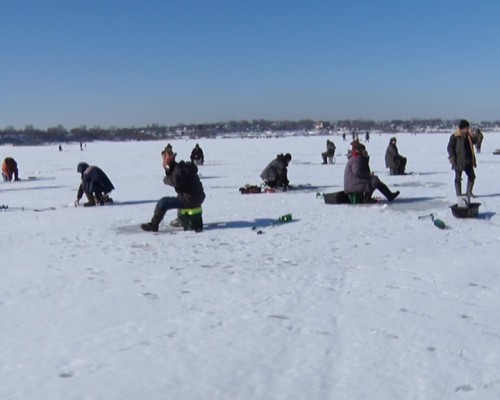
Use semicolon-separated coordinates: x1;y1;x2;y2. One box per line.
74;162;115;207
141;147;206;232
190;143;204;165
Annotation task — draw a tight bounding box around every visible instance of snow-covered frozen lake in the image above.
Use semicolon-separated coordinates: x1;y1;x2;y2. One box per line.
1;132;500;399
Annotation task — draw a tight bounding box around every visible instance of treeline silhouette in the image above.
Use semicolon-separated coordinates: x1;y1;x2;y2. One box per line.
2;118;498;145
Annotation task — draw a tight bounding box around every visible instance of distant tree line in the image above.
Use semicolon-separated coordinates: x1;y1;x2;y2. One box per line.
1;118;498;145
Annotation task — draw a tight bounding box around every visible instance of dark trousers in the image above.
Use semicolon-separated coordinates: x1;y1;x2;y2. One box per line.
454;167;475;183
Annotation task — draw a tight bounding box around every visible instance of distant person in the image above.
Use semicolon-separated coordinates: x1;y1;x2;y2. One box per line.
74;162;115;207
58;145;63;151
342;132;346;141
447;119;478;197
321;139;336;164
365;131;370;142
385;137;407;175
190;143;204;165
474;128;484;153
141;147;205;232
260;153;292;190
1;157;20;182
80;142;83;151
344;140;400;202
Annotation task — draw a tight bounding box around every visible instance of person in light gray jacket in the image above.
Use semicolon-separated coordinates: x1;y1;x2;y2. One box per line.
260;153;292;190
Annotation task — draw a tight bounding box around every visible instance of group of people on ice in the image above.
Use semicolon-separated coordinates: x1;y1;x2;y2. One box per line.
260;119;482;205
2;119;483;231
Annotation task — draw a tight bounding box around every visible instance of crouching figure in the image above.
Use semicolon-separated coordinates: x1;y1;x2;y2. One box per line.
260;153;292;190
2;157;20;182
74;162;115;207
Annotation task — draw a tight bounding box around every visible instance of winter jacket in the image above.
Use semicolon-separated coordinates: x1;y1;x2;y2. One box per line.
447;129;477;171
190;146;204;163
260;154;289;187
163;161;205;208
77;166;115;200
344;152;377;194
385;143;404;169
324;141;336;157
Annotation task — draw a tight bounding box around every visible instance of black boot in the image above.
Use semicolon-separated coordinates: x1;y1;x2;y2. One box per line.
83;191;96;207
141;207;166;232
378;182;400;202
466;180;475;198
95;192;105;206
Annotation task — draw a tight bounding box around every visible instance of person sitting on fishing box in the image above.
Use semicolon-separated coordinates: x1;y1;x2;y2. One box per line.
141;147;205;232
344;140;400;203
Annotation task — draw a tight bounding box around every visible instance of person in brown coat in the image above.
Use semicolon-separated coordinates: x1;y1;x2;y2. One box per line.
447;119;478;196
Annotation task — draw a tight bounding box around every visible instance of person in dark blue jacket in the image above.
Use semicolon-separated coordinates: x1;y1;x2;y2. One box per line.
74;162;115;207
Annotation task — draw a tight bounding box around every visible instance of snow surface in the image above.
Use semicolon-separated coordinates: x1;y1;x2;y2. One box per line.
1;133;500;400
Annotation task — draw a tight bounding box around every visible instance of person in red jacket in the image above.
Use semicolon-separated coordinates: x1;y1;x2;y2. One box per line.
2;157;20;182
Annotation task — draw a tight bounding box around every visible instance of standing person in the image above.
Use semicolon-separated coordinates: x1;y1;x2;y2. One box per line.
447;119;478;197
74;162;115;207
321;140;336;164
474;128;484;153
260;153;292;190
141;147;205;232
365;131;370;142
344;140;400;202
385;137;407;175
1;157;20;182
342;132;346;141
190;143;204;165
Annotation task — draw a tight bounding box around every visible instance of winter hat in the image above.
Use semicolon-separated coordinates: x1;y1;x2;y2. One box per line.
77;162;89;174
285;153;292;162
459;119;470;129
161;146;174;156
351;140;365;151
390;137;397;142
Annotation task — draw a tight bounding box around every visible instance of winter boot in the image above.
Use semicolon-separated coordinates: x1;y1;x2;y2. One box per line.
95;192;105;206
466;180;475;198
454;180;462;196
83;191;96;207
378;182;400;202
140;207;166;232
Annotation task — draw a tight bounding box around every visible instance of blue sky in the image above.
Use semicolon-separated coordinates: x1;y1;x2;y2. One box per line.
2;0;500;129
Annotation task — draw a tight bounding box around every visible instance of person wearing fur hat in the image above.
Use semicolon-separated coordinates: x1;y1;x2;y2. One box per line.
344;140;400;202
74;162;115;207
447;119;478;196
385;137;407;175
260;153;292;190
